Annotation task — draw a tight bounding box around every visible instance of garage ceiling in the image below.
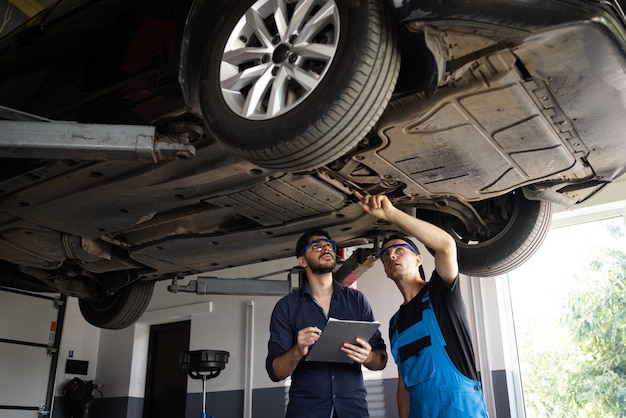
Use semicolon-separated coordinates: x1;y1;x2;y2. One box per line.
0;0;55;36
7;0;43;17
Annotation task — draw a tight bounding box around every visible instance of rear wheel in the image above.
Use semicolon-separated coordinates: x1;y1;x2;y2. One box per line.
79;280;154;330
421;191;552;277
200;0;400;170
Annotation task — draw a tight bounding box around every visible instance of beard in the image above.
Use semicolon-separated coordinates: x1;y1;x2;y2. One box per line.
307;254;336;274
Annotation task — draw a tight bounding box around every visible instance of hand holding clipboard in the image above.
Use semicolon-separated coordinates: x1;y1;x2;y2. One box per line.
305;317;381;363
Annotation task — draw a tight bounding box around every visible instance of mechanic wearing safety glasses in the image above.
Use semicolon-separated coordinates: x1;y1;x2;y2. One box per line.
266;229;387;418
355;191;488;418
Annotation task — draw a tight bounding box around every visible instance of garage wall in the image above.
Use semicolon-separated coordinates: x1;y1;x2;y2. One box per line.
49;298;101;417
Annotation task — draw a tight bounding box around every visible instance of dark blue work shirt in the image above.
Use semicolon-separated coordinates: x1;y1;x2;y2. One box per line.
266;280;386;418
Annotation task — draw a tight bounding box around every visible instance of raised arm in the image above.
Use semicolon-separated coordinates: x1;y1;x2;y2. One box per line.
355;192;459;286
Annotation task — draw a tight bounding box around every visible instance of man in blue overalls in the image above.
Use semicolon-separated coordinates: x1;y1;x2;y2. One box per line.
355;192;489;418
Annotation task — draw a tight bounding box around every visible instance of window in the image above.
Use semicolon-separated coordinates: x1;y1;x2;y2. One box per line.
508;215;626;417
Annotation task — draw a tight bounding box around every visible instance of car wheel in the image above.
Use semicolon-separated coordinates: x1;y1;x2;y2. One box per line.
421;191;552;277
199;0;400;171
79;281;155;330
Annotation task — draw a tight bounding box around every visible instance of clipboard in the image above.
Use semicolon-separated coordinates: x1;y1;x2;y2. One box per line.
305;317;381;363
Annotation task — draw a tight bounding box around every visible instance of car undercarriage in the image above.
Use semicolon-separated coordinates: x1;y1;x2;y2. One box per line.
1;0;626;328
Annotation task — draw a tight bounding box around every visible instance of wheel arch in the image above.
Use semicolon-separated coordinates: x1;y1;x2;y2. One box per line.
179;0;231;114
418;190;553;277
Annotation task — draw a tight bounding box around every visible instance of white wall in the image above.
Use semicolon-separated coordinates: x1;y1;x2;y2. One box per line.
54;298;101;394
138;257;295;393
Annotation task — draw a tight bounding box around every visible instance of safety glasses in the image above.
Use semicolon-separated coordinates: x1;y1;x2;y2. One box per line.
378;243;417;261
299;238;337;256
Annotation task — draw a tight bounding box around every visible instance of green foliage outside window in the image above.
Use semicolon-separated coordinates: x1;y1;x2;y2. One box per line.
517;219;626;417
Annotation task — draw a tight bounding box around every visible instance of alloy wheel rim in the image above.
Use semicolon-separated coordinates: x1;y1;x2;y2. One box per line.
220;0;340;120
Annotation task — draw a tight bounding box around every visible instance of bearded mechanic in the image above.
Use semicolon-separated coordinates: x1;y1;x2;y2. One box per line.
266;228;387;418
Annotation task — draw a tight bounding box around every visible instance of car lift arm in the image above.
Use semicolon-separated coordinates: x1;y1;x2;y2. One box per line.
0;105;196;162
168;248;379;297
168;269;297;297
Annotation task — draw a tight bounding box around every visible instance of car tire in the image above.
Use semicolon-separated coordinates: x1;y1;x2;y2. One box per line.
199;0;400;171
421;191;552;277
79;281;155;330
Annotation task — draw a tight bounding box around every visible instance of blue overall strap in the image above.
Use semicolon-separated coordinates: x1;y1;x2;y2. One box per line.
389;294;430;339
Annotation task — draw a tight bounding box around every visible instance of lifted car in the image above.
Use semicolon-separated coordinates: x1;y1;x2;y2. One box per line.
0;0;625;328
